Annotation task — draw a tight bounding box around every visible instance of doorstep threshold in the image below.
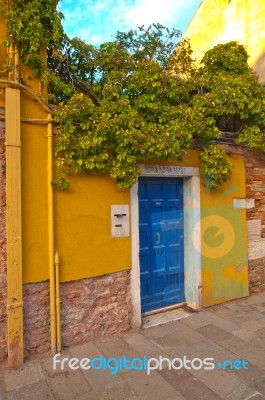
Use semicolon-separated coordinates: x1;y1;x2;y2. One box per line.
141;302;193;329
142;302;186;317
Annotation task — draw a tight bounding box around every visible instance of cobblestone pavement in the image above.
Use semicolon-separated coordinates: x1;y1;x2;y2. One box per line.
1;292;265;400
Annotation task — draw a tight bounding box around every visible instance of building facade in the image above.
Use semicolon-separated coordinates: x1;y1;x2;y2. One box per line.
1;5;265;366
185;0;265;82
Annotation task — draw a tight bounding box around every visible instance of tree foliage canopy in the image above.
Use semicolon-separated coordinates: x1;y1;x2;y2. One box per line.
1;0;265;190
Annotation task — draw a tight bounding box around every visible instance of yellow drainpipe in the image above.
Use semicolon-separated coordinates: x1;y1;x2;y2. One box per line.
6;40;23;368
8;43;13;81
55;251;61;353
4;0;60;355
14;43;19;84
47;113;57;355
5;91;59;361
4;10;59;357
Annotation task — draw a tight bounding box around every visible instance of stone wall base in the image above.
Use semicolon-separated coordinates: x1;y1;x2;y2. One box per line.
248;257;265;294
244;148;265;295
22;270;131;360
0;287;7;361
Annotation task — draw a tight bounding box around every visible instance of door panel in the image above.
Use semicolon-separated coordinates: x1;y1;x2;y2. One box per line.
139;177;184;312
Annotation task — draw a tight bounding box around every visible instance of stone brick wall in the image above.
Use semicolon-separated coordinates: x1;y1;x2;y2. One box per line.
23;270;131;359
60;269;131;347
244;148;265;293
23;281;50;358
0;111;7;362
248;258;265;294
244;148;265;237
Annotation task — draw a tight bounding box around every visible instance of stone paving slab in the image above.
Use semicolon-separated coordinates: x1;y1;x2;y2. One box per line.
188;365;258;400
192;339;265;396
122;331;169;358
250;395;265;400
221;336;265;369
231;362;265;396
197;324;265;369
96;335;139;362
141;321;180;340
221;302;265;320
192;338;239;362
205;306;251;324
0;374;7;400
69;342;125;393
151;320;206;348
123;369;186;400
159;341;202;360
231;328;265;350
181;310;238;332
6;380;55;400
47;370;97;400
196;323;234;343
4;361;45;391
0;292;265;400
99;380;139;400
239;318;265;332
159;368;223;400
256;326;265;337
41;350;73;377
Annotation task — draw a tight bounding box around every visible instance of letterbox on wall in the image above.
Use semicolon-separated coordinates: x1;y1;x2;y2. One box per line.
111;205;130;237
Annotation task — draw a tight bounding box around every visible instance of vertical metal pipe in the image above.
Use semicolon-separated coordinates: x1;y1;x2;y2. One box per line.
47;113;57;355
8;43;14;81
6;33;24;367
55;251;61;353
6;87;23;368
14;42;19;83
7;0;13;82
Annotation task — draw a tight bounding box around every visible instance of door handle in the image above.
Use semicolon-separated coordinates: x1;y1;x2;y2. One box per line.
156;232;161;244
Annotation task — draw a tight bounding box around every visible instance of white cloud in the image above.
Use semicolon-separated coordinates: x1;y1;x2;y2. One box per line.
123;0;200;29
59;0;201;44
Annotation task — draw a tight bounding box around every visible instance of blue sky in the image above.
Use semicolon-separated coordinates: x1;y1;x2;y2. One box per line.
58;0;201;45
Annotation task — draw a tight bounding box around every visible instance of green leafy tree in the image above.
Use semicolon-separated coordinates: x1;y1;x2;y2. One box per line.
1;1;265;190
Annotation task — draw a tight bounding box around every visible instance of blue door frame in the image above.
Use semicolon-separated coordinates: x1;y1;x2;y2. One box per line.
138;177;185;312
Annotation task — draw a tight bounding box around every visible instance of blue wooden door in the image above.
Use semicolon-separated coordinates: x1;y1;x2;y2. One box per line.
138;177;184;312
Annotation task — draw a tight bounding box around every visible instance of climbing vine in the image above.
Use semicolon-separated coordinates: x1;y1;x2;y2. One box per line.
1;1;265;190
0;0;63;73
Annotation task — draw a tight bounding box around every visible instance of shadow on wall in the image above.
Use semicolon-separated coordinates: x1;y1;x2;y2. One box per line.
253;52;265;83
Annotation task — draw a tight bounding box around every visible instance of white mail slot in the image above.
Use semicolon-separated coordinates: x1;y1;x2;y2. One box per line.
111;205;130;237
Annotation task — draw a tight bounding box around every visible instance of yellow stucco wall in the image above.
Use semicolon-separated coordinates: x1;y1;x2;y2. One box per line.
21;119;49;283
200;155;249;306
185;0;265;81
21;139;249;309
53;174;131;282
2;81;249;307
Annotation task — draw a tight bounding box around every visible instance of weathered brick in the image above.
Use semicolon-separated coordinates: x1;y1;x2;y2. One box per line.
22;270;131;360
248;257;265;294
244;148;265;293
